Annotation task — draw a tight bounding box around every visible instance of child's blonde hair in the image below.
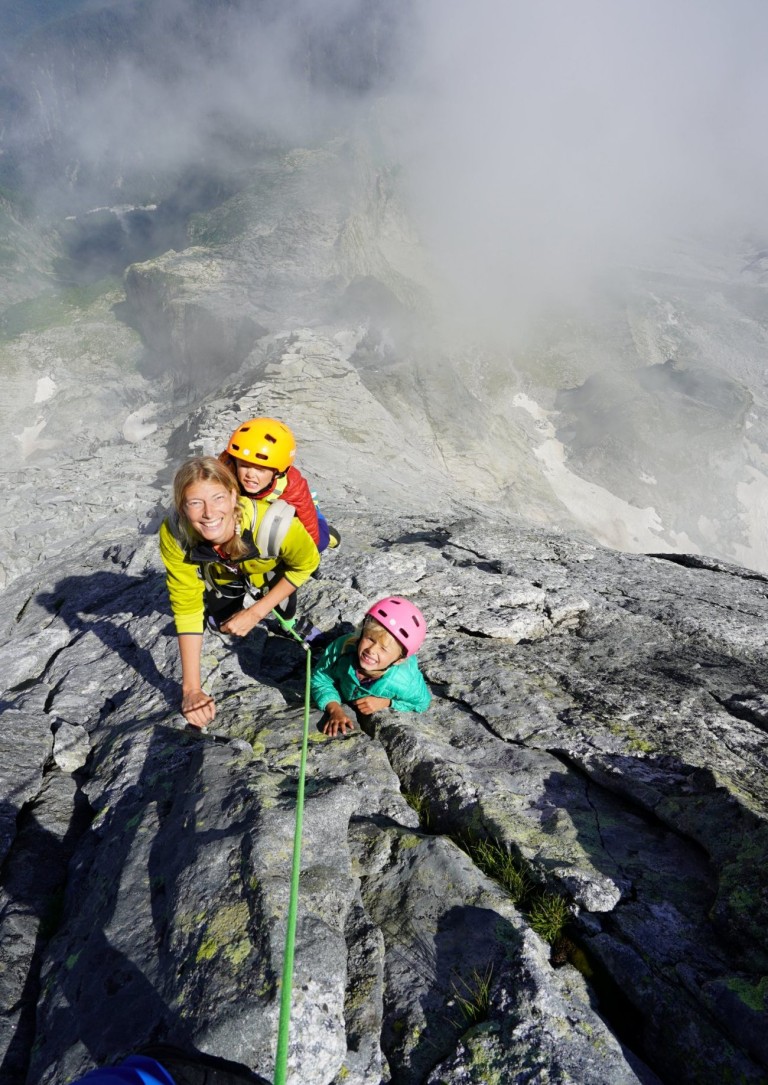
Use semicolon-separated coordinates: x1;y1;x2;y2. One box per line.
344;616;407;661
172;456;250;559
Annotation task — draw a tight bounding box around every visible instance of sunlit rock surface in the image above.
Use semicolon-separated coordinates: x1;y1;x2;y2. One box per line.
1;450;768;1082
0;20;767;1080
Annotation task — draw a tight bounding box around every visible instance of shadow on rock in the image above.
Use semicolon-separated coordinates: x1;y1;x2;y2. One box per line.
0;779;93;1085
224;617;358;712
547;752;768;1083
29;722;273;1082
36;571;175;714
35;568;340;738
381;904;520;1084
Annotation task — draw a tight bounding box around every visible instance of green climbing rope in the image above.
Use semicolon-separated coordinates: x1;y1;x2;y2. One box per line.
272;610;313;1085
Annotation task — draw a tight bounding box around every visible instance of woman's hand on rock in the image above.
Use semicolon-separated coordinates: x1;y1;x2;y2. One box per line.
182;688;216;729
219;606;265;637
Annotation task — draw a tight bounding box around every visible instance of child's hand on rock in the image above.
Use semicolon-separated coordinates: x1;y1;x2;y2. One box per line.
353;695;391;716
322;703;355;737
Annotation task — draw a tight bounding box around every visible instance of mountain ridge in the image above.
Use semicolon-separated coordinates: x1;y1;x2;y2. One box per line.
0;6;767;1080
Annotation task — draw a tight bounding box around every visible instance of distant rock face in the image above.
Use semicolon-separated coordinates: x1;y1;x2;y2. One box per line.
0;194;56;308
554;355;758;560
0;280;164;589
0;0;410;214
122;142;430;388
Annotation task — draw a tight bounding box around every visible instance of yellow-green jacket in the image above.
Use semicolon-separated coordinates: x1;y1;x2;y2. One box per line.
159;496;320;634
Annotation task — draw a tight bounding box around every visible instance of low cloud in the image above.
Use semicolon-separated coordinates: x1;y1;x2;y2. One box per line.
5;0;768;329
382;0;768;330
3;0;404;209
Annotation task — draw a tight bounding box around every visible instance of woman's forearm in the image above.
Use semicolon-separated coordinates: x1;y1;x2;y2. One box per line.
257;575;296;616
178;633;204;692
177;633;216;728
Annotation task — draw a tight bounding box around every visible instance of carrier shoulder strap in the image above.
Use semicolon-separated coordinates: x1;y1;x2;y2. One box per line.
254;498;295;559
259;474;288;504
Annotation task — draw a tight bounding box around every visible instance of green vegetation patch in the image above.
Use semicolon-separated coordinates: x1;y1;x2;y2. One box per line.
526;891;571;944
0;278;119;340
457;833;572;952
402;787;432;830
452;963;494;1027
65;951;82;971
452;1023;506;1085
195;900;252;966
723;974;768;1013
468;838;532;903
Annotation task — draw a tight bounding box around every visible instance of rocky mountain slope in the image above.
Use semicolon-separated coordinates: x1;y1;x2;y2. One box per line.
0;11;767;1079
2;268;768;1083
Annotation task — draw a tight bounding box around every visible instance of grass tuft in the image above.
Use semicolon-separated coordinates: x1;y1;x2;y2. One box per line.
456;833;572;951
451;963;494;1027
402;787;432;829
468;838;532;903
526;891;571;944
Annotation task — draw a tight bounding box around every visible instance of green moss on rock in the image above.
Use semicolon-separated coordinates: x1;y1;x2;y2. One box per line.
195;901;252;966
723;974;768;1013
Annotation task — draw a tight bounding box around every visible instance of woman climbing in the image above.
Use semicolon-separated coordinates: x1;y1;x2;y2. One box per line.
159;456;319;729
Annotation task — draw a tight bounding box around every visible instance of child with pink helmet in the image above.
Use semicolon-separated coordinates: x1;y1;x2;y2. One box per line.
311;597;431;737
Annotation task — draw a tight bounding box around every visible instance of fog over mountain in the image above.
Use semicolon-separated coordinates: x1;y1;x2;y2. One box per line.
1;5;768;1085
3;0;768;569
9;1;768;288
394;0;768;325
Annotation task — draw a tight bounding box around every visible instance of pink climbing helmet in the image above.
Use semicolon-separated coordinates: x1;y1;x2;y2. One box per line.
365;596;427;657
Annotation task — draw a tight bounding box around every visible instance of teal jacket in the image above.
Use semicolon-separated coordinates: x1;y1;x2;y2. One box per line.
311;634;431;713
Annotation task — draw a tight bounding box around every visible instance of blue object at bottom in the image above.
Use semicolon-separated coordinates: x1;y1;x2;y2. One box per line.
69;1055;177;1085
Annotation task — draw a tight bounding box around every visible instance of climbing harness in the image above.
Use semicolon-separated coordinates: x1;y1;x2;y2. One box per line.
270;609;313;1085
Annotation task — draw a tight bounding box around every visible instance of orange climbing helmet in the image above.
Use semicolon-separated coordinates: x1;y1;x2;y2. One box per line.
226;417;296;473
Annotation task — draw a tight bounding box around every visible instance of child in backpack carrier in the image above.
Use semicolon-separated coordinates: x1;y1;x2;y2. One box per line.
311;597;431;737
220;416;339;553
220;416;338;627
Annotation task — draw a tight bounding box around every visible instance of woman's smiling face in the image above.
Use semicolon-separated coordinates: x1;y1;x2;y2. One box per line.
183;479;238;546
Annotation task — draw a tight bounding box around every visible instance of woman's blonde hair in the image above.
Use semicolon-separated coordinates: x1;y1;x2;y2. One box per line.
172;456;249;559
